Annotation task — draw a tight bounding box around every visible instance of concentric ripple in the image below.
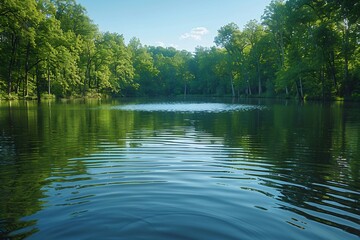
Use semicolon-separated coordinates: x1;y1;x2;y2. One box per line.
1;100;359;240
28;127;360;239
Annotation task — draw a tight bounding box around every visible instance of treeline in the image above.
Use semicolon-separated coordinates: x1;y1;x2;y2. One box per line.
0;0;359;100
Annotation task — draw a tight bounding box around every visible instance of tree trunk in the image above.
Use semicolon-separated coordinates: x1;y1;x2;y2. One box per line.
23;41;31;97
95;64;99;92
36;61;41;102
230;76;235;97
299;77;304;100
295;77;304;100
343;19;350;96
328;51;337;92
257;60;261;95
321;66;325;100
15;60;21;94
7;34;18;95
247;79;252;95
47;62;51;95
24;65;29;97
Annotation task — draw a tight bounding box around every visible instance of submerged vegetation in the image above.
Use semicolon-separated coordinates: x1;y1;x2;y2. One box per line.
0;0;359;100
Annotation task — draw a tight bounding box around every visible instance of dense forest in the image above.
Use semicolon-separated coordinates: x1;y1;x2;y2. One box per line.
0;0;359;100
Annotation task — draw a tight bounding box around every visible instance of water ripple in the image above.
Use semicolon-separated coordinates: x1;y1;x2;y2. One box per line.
2;100;359;240
29;127;360;239
111;102;265;113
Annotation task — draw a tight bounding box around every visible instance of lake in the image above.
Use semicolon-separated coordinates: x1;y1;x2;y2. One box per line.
0;98;359;239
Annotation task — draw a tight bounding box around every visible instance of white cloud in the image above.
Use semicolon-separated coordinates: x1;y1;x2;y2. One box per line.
154;42;179;49
180;27;209;41
155;41;166;47
169;44;179;49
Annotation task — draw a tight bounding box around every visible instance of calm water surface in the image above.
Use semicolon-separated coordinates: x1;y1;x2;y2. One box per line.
0;98;359;239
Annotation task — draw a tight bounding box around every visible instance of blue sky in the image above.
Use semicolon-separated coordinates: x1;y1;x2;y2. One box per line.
76;0;272;52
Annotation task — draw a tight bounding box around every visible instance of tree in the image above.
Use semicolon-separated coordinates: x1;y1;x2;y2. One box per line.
128;38;159;96
0;0;40;96
214;23;242;97
174;50;194;97
1;0;359;100
103;32;134;95
333;0;360;96
192;47;220;95
243;20;266;95
262;0;289;94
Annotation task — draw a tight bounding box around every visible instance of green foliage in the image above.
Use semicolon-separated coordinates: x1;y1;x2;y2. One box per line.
0;0;359;99
127;38;159;96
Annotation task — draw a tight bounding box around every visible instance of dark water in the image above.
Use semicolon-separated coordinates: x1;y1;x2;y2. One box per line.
0;98;359;240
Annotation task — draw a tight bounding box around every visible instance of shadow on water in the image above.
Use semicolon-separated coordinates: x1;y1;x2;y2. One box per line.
0;99;359;239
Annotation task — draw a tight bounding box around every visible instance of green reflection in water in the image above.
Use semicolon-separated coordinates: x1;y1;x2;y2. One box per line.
0;99;359;239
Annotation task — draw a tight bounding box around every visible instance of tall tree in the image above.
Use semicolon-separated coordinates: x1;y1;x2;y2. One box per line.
128;38;159;96
333;0;360;96
0;0;40;96
243;20;266;95
103;32;134;95
262;0;289;94
214;23;242;97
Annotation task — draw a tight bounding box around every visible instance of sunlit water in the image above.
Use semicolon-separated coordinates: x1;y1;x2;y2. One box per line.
112;102;265;112
0;99;359;239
